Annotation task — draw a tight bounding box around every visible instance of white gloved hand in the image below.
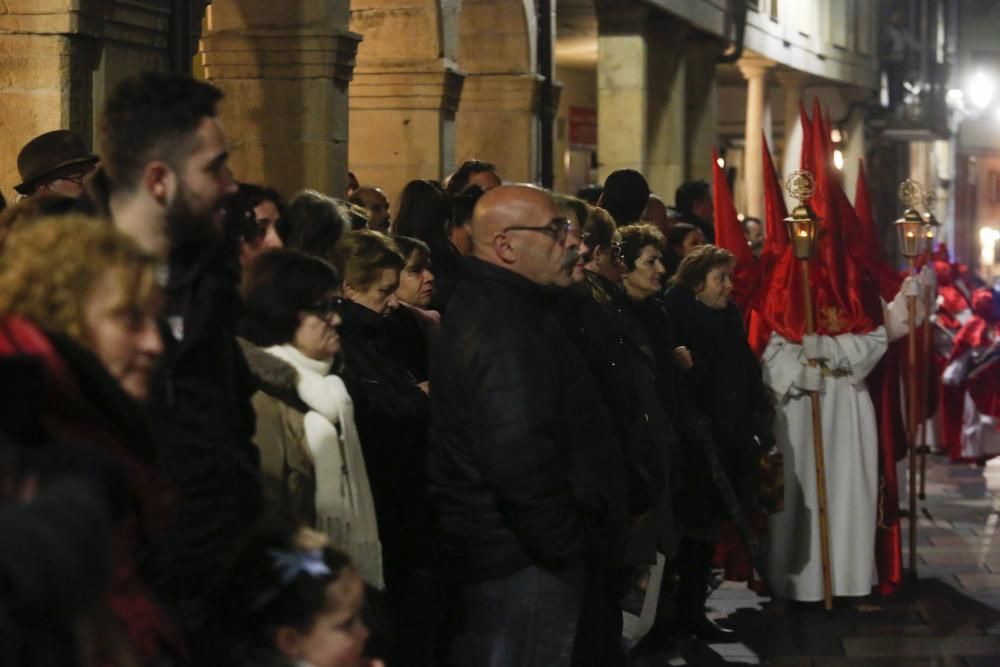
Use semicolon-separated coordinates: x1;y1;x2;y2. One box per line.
919;265;936;290
801;334;827;361
796;364;824;393
902;276;921;298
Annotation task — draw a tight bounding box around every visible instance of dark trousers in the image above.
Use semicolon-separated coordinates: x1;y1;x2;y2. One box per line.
384;567;447;667
674;538;716;623
570;565;631;667
448;563;585;667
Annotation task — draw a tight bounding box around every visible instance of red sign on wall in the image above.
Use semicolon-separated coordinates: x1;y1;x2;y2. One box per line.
568;106;597;148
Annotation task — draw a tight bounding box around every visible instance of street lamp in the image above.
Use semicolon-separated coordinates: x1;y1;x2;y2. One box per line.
969;71;995;111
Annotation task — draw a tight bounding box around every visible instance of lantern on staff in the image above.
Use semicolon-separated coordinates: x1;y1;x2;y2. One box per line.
895;179;926;260
916;192;941;501
783;169;833;610
784;170;821;259
895;177;925;582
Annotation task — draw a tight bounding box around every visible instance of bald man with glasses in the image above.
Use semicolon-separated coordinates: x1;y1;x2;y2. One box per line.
428;185;626;667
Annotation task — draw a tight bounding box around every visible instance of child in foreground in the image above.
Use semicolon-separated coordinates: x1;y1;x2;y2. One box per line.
219;518;383;667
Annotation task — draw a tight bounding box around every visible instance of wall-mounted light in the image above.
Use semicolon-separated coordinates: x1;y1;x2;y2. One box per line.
969;71;995;111
981;226;1000;267
716;156;725;168
830;128;843;143
833;149;845;171
946;88;965;106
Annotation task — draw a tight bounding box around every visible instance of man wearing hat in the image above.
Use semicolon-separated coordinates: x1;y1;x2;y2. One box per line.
14;130;99;199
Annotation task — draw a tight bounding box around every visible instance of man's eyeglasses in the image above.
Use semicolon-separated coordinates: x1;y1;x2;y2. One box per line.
503;217;572;244
304;296;345;317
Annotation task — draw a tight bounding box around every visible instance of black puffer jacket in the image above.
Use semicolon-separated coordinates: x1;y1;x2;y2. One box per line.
428;257;627;583
661;285;773;516
337;299;437;580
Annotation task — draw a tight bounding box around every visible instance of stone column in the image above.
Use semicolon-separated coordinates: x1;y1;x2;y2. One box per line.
0;0;182;201
738;57;775;220
456;74;542;183
349;1;465;200
596;1;687;200
200;1;360;199
454;0;540;183
685;34;722;183
775;69;809;181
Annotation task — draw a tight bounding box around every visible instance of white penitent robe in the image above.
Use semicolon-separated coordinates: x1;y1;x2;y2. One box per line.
762;327;889;601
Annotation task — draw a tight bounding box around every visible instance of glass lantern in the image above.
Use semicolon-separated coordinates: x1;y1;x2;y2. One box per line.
784;203;820;260
895;208;925;259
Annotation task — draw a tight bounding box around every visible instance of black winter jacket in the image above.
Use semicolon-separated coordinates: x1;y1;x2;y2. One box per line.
661;286;773;516
147;244;263;612
428;258;627;583
337;299;438;579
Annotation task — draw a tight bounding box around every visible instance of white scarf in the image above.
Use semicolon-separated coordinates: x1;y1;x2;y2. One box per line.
265;344;384;589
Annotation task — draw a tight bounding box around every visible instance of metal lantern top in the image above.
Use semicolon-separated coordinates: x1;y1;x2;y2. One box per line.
783;170;821;260
896;179;927;259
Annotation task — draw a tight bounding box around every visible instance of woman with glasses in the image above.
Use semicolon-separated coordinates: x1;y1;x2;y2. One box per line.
238;248;384;590
330;230;444;667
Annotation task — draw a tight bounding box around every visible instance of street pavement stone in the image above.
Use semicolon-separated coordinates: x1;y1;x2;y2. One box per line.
634;455;1000;665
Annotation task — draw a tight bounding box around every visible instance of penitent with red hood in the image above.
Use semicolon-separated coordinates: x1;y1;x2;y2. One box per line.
943;288;1000;460
757;102;891;603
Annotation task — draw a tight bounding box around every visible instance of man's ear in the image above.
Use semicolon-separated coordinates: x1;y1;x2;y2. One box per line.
142;161;176;207
342;281;358;300
275;626;304;659
492;233;516;264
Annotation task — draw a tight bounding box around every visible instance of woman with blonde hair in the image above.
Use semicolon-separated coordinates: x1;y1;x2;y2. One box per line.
0;214;181;665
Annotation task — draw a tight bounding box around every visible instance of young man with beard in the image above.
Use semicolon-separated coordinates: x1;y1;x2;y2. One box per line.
95;72;261;660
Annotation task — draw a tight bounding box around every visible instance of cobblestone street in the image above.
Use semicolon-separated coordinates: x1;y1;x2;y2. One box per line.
655;455;1000;666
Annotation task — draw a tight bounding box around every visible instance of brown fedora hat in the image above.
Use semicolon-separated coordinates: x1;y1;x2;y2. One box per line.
15;130;99;195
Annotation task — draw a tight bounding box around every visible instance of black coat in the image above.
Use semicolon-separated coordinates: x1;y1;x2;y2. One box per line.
428;257;626;583
147;246;263;613
661;286;773;518
554;272;678;563
378;306;430;383
337;299;437;580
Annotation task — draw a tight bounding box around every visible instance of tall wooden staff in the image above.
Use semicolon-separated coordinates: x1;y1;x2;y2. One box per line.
918;200;941;501
896;179;926;581
785;171;833;610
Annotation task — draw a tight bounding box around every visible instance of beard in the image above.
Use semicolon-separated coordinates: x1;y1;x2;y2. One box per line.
166;182;223;250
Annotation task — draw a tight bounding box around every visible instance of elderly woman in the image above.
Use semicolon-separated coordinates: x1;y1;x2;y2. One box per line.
0;215;179;665
330;230;442;666
238;248;382;589
662;245;774;621
392;180;460;311
618;225;743;644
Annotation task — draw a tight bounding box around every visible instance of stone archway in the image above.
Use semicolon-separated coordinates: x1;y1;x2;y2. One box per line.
348;0;464;201
454;0;540;183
